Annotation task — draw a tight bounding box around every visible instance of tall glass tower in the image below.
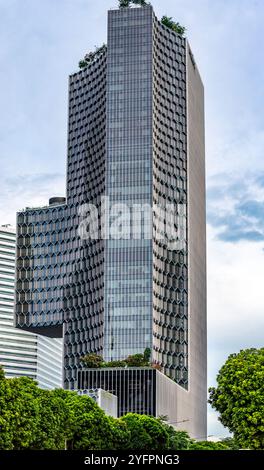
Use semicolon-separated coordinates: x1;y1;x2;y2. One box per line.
15;4;206;437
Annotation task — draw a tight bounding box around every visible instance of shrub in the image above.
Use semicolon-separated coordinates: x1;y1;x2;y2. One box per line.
80;353;104;369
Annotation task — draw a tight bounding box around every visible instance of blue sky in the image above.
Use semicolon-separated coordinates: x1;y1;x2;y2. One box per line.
1;0;264;437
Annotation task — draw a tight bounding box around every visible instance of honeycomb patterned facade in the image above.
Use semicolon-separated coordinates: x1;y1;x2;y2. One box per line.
16;5;206;397
16;50;107;389
152;16;188;387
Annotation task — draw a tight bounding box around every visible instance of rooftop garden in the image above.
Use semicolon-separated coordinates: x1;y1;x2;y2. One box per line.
118;2;186;36
79;6;185;69
79;44;107;70
119;0;149;7
80;348;162;369
161;16;186;36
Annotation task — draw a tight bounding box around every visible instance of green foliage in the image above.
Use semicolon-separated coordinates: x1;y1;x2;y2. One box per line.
189;440;230;450
209;348;264;450
58;391;117;450
0;376;40;450
121;413;169;450
0;372;128;450
125;353;147;367
2;361;256;451
143;347;151;363
119;0;149;8
161;16;186;36
79;44;107;70
107;416;131;450
30;389;71;450
221;437;241;450
103;360;127;368
119;0;130;7
80;353;104;368
79;60;88;69
0;366;4;381
81;348;152;369
133;0;148;6
158;420;191;450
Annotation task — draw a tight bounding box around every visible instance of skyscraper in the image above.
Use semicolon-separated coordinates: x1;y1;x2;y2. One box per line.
0;225;63;389
15;3;206;437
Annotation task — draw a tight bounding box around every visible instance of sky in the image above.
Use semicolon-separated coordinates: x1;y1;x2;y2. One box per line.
1;0;264;437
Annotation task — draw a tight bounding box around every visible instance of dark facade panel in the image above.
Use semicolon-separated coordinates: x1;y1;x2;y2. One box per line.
78;367;156;417
16;204;68;337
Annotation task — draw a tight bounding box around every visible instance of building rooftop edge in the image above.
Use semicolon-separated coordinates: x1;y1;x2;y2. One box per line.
80;367;188;391
0;225;16;234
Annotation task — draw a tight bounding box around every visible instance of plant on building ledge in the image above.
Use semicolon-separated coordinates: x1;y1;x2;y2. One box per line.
80;353;104;368
125;353;149;367
119;0;149;8
79;44;107;70
161;16;186;36
119;0;130;7
133;0;149;5
80;348;152;368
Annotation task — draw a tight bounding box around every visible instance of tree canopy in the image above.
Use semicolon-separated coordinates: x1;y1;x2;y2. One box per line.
120;414;169;450
0;369;126;450
0;363;254;450
209;348;264;450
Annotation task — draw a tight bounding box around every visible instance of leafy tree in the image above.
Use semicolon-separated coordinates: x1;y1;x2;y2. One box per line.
209;348;264;450
119;0;130;8
168;430;192;450
221;437;241;450
121;413;169;450
106;416;131;450
162;425;191;449
133;0;148;6
157;416;191;449
126;353;143;366
80;353;104;368
189;440;230;450
143;347;151;364
79;60;88;69
0;375;40;450
0;367;13;449
54;389;122;450
30;389;70;450
119;0;149;8
161;16;186;36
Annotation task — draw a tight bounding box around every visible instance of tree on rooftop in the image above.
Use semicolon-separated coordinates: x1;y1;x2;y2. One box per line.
119;0;149;8
133;0;148;6
80;353;104;368
143;347;151;363
125;353;147;367
119;0;130;8
161;16;186;36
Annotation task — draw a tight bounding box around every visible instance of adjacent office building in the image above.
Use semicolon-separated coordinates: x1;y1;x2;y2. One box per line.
0;225;63;388
15;4;206;437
